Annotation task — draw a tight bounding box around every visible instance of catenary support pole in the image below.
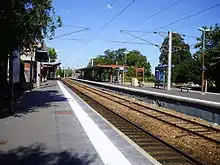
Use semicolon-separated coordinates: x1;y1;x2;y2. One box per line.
167;31;172;90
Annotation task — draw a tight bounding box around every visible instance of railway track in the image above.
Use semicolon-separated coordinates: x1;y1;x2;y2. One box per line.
68;79;220;145
62;79;207;165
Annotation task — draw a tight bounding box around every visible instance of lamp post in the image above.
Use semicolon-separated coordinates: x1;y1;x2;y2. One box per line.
198;27;210;95
167;31;172;90
124;51;129;84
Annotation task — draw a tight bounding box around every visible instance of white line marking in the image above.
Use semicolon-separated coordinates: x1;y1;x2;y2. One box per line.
57;81;133;165
70;85;162;165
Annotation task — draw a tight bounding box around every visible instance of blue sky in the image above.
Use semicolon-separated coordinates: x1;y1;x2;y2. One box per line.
46;0;220;71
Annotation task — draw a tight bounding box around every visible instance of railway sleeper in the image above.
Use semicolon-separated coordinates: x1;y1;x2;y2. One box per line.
151;152;181;158
157;157;191;164
140;143;162;147
144;147;170;152
122;131;145;135
134;139;156;143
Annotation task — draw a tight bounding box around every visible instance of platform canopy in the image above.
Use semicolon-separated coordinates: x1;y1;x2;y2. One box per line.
77;64;128;71
41;62;61;68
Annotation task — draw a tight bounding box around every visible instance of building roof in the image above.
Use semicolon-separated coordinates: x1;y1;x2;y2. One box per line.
77;64;129;71
42;62;61;66
42;62;61;68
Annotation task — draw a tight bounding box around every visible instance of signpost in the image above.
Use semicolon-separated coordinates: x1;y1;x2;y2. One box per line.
12;50;20;83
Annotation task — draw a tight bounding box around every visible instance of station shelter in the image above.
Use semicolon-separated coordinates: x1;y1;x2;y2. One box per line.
77;65;128;83
41;62;61;80
134;67;145;83
155;64;174;89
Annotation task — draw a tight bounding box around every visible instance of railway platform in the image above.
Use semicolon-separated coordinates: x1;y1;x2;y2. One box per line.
73;78;220;109
0;80;160;165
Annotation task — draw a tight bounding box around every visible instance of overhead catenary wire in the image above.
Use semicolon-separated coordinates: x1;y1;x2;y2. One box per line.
113;3;220;49
120;0;183;34
105;0;119;11
120;30;160;47
86;0;136;43
62;25;89;29
53;38;86;42
109;41;153;45
152;3;220;32
99;0;136;32
51;28;89;39
123;3;220;35
110;0;119;6
145;0;183;20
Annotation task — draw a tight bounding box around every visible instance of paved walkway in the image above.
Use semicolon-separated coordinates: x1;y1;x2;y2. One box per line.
0;81;158;165
0;81;102;165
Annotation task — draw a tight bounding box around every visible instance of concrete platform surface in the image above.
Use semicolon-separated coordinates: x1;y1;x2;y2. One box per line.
116;83;220;103
0;80;160;165
73;79;220;109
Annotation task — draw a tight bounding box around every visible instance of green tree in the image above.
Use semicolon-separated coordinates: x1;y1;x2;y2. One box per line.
126;50;151;77
56;67;63;77
48;47;57;62
159;33;192;83
0;0;62;112
194;24;220;91
65;68;73;77
88;48;152;80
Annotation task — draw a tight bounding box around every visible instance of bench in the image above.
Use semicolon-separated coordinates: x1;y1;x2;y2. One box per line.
180;86;191;92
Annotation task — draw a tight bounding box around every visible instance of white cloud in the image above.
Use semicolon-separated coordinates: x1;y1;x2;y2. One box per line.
66;9;71;13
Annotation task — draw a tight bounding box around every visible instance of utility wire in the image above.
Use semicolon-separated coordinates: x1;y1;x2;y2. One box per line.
51;28;89;39
152;3;220;31
121;0;183;33
120;30;160;47
109;41;152;45
114;3;220;49
110;0;119;6
100;0;136;32
122;4;220;35
62;25;89;29
105;0;119;11
53;38;86;42
87;0;136;43
146;0;183;20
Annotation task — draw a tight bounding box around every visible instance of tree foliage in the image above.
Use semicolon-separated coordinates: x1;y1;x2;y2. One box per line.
194;24;220;91
159;33;192;83
158;25;220;91
48;47;57;62
88;48;152;79
0;0;62;58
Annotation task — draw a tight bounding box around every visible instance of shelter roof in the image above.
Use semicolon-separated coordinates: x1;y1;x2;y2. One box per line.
77;64;128;71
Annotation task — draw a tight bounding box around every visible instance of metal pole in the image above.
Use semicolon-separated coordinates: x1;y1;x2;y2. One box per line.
124;53;127;84
123;70;125;84
91;58;94;67
201;30;205;94
9;53;14;114
36;62;41;88
29;56;33;91
63;66;65;78
167;31;172;90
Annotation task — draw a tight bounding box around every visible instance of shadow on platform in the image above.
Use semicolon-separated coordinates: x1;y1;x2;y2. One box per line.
0;143;96;165
0;89;67;119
